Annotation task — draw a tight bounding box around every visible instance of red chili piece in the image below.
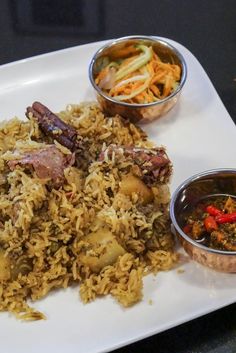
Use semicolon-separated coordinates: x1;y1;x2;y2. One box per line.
206;205;223;217
183;224;192;234
204;216;218;232
216;212;236;224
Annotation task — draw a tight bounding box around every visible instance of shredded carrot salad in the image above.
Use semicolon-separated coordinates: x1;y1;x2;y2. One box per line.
95;44;181;104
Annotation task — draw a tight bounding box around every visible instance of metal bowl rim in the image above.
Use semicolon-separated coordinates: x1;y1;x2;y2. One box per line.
170;168;236;256
88;35;187;108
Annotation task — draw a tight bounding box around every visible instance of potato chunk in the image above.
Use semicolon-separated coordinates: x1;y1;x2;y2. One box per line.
79;228;125;273
119;174;153;205
0;250;11;281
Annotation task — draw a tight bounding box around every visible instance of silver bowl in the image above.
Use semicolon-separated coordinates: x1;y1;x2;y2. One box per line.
89;35;187;124
170;169;236;272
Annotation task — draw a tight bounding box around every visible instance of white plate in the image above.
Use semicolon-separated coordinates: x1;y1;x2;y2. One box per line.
0;38;236;353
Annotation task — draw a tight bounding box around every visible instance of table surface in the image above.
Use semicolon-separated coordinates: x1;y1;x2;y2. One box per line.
0;1;236;352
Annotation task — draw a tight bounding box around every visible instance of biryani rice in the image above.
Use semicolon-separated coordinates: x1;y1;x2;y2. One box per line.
0;102;177;320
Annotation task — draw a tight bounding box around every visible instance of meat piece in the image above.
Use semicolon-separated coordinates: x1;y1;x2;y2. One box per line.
26;101;92;170
26;102;82;151
99;145;172;185
8;145;75;187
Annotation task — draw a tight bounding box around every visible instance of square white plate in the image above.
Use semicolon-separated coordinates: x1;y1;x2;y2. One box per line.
0;38;236;353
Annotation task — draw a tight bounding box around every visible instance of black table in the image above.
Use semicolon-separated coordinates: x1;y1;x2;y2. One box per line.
1;1;236;352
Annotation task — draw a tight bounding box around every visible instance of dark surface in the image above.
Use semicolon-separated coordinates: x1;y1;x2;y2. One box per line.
0;1;236;352
116;303;236;353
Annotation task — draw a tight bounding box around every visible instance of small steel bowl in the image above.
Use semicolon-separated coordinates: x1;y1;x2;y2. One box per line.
170;169;236;272
89;35;187;124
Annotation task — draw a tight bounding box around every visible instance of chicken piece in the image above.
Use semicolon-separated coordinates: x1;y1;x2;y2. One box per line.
99;144;172;186
8;145;75;187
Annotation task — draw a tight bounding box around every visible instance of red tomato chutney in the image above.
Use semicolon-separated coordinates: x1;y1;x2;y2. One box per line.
183;196;236;251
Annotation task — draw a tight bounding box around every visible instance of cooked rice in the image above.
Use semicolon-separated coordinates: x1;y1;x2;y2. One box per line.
0;102;177;320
